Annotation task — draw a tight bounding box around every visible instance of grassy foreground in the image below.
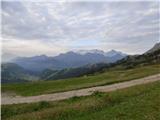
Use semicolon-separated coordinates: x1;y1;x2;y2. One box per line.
2;81;160;120
2;64;160;96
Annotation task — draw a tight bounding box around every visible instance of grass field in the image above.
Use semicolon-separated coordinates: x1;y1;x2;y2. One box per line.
2;81;160;120
2;64;160;96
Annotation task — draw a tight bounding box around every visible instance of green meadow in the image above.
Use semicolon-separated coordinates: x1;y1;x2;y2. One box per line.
2;81;160;120
2;64;160;96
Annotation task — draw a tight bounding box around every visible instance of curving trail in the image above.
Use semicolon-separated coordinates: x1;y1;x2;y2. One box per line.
2;74;160;105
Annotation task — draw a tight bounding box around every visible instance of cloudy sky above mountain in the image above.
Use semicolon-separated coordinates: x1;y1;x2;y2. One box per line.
2;1;159;57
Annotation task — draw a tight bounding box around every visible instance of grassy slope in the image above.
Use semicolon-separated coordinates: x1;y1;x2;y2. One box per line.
2;64;160;96
2;81;160;120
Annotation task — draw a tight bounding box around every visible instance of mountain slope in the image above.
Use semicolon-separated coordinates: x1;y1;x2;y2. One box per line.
115;45;160;69
40;63;110;80
146;43;160;54
1;63;38;83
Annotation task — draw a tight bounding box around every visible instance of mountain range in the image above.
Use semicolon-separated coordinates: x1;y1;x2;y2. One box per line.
12;50;127;72
41;43;160;81
2;43;160;83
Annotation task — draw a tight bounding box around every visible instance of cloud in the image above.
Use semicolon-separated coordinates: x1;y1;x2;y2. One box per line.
2;38;71;57
1;1;160;56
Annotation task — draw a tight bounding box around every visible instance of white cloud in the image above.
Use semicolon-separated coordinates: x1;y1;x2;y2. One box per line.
2;38;71;56
1;1;159;56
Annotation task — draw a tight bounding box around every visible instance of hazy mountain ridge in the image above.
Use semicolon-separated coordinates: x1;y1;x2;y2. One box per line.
12;50;127;72
13;55;64;72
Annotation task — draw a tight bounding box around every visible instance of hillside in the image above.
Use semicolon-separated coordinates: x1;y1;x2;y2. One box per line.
146;43;160;53
1;63;38;83
40;63;110;80
115;46;160;68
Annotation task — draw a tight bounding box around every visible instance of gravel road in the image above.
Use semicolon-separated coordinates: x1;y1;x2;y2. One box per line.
2;74;160;105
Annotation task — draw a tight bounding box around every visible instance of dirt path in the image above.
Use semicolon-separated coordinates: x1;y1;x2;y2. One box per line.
2;74;160;105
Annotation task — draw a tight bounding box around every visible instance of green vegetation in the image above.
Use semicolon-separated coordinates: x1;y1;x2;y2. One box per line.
2;64;160;96
2;81;160;120
1;63;38;83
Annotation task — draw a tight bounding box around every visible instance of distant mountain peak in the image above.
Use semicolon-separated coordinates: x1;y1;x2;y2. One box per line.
58;51;79;57
105;50;127;57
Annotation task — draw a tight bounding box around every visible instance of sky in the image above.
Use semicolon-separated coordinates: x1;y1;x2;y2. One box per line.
1;0;160;57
